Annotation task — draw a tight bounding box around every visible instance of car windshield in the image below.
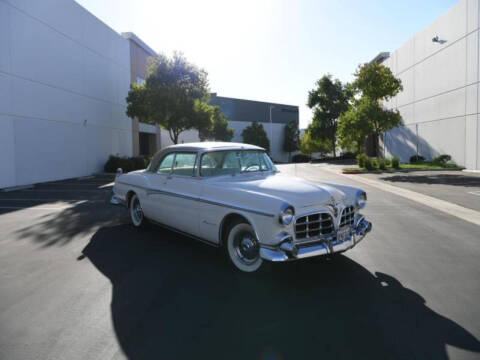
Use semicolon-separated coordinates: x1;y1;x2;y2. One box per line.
200;150;276;177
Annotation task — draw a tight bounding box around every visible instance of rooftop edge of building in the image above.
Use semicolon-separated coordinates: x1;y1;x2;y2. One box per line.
211;93;299;110
121;32;157;56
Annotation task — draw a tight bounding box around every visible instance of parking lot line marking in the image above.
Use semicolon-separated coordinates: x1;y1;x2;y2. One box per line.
0;198;103;202
468;191;480;196
35;182;112;186
0;205;73;211
21;189;110;192
0;200;93;211
320;166;480;227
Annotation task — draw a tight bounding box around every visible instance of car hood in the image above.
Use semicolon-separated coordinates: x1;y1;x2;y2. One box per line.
209;172;345;209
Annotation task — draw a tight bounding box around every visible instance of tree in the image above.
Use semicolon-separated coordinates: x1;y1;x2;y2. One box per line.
283;120;299;161
307;75;350;157
198;105;234;141
299;127;330;156
354;62;403;101
126;52;212;144
352;62;403;156
338;97;402;155
337;98;374;154
242;121;270;153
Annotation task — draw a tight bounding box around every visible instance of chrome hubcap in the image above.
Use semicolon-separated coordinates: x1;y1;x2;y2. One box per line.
132;198;143;224
234;231;259;264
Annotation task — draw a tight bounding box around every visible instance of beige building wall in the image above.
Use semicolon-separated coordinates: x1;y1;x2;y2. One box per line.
121;32;157;156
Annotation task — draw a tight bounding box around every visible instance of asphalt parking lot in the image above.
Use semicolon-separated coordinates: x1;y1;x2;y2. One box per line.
1;165;479;360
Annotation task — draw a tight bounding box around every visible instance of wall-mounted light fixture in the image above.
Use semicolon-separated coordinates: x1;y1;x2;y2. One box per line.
432;35;447;44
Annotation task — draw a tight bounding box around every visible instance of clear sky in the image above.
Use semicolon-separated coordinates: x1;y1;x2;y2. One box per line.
76;0;458;129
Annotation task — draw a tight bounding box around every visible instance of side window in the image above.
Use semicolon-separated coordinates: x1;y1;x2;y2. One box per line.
223;152;240;169
200;153;218;177
172;153;197;177
157;153;175;174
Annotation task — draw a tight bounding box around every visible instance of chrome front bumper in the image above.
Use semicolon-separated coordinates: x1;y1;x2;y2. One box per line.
260;216;372;262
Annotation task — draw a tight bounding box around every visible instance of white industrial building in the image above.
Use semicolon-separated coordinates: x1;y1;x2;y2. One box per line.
0;0;297;189
380;0;480;170
0;0;132;189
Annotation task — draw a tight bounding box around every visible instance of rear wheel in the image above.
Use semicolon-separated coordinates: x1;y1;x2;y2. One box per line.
225;222;263;272
129;194;145;228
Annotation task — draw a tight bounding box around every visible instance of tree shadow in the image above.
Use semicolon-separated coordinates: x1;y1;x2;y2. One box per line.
11;176;127;247
82;224;480;360
380;174;480;188
384;126;438;162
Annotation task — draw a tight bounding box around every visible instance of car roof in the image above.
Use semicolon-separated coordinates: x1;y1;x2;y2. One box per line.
149;142;265;171
163;142;264;152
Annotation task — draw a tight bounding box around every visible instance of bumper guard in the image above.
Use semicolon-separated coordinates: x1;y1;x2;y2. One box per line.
260;216;372;262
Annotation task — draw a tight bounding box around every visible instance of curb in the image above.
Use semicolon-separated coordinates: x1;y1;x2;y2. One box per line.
341;167;464;175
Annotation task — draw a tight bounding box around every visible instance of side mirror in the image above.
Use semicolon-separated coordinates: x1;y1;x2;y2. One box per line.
116;168;123;178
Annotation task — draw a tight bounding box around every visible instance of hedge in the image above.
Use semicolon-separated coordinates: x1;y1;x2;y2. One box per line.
104;155;151;173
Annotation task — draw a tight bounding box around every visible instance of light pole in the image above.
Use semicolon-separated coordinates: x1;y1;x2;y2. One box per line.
269;105;274;152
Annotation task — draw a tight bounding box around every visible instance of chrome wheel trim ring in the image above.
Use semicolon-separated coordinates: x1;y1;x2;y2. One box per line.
227;223;263;272
234;231;260;265
130;196;143;226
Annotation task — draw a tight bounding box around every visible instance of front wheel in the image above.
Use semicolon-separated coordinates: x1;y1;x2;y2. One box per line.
129;193;146;228
225;222;263;272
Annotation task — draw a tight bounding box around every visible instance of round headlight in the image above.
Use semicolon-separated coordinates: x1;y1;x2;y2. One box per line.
356;190;367;209
279;206;294;225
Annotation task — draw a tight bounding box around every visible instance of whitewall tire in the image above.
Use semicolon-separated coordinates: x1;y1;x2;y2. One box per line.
226;222;263;272
129;194;145;228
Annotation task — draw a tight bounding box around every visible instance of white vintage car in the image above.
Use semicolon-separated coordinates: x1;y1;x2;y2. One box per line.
111;142;372;272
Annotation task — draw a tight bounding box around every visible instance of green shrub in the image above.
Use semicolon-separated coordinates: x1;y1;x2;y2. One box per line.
356;153;368;168
391;156;400;169
378;158;387;170
384;158;391;167
433;154;451;166
410;155;425;164
292;154;311;163
364;157;375;170
104;155;150;173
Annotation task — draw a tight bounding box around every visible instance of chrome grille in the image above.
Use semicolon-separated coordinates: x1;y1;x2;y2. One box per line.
340;206;355;227
295;213;334;239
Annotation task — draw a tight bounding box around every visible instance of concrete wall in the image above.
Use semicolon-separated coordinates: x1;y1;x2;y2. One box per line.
0;0;132;188
210;95;299;163
228;120;290;163
160;129;200;149
383;0;480;170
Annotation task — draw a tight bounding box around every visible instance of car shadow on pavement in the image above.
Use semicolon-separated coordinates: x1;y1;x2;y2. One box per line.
380;174;480;187
82;224;480;360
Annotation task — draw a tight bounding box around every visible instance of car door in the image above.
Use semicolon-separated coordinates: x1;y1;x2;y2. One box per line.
162;152;202;235
142;152;175;225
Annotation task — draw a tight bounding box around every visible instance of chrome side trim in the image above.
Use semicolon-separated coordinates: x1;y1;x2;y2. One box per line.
116;181;275;217
197;197;275;217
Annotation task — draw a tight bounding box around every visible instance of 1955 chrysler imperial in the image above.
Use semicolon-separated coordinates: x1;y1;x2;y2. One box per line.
111;142;372;272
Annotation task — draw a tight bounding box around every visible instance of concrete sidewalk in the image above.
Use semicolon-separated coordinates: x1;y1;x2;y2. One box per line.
357;170;480;213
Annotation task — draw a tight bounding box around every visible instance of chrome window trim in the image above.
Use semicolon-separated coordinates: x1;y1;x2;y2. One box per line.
198;149;277;178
